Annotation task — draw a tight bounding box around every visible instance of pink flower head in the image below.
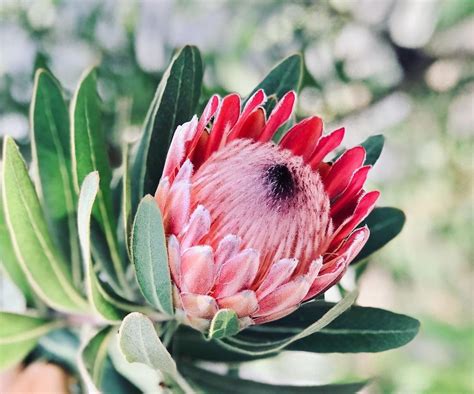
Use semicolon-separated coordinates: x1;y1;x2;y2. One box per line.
155;90;379;331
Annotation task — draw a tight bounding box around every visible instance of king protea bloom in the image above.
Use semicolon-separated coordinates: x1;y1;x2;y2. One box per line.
154;90;379;331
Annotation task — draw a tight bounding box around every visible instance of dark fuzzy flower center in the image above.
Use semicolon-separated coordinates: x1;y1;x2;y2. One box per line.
265;163;295;201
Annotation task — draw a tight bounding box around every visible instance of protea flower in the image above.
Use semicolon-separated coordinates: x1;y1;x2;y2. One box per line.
154;90;379;331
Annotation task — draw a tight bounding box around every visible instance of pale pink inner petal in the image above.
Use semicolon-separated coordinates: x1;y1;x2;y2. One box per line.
174;159;193;183
218;290;259;317
181;293;218;319
154;176;170;213
167;235;181;286
253;305;298;325
304;257;346;300
215;234;242;267
214;249;260;298
163;180;191;234
179;205;211;249
256;258;298;300
255;276;311;318
163;116;198;179
180;245;215;294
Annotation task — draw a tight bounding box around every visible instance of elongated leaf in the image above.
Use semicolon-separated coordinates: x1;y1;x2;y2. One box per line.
131;195;173;315
247;54;303;113
131;46;203;208
31;69;81;285
101;357;141;394
119;313;176;376
0;192;34;304
241;301;420;353
78;172;131;322
118;144;132;260
0;312;62;370
2;137;88;313
354;207;406;263
175;327;275;362
180;362;368;394
119;313;194;393
208;309;240;339
71;68;129;296
218;291;357;356
80;327;111;387
80;327;140;394
361;134;384;166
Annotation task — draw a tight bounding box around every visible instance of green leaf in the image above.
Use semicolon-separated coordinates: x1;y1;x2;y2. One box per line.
30;69;81;286
101;357;141;394
70;68;130;296
180;362;368;394
174;327;275;363
208;309;240;340
131;195;173;315
218;291;357;356
80;327;112;388
247;54;303;113
0;312;63;370
361;134;385;166
119;312;194;393
242;302;420;353
2;137;88;313
78;171;132;322
0;192;34;305
354;207;406;263
131;45;203;209
118;313;176;375
118;143;132;260
80;327;140;393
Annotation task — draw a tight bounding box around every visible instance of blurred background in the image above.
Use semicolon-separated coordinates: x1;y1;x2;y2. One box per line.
0;0;472;393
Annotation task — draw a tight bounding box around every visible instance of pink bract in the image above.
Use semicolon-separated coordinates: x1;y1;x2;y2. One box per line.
154;90;379;331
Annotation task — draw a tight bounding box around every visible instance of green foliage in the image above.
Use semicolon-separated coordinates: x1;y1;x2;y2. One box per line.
361;134;385;166
119;312;193;393
131;46;203;209
80;327;139;393
180;362;368;394
247;54;303;113
241;302;420;353
71;68;129;296
2;137;88;313
208;309;240;339
0;192;34;305
78;171;131;322
0;312;62;370
131;195;173;315
30;69;81;285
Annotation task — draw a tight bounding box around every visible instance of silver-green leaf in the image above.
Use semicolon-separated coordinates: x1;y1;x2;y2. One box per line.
31;69;81;286
208;309;240;340
2;137;88;313
70;68;129;296
0;312;63;371
131;45;203;209
118;312;193;394
78;171;132;323
131;195;173;315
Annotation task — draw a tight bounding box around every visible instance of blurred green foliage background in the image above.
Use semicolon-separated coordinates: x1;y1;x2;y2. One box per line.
0;0;472;393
